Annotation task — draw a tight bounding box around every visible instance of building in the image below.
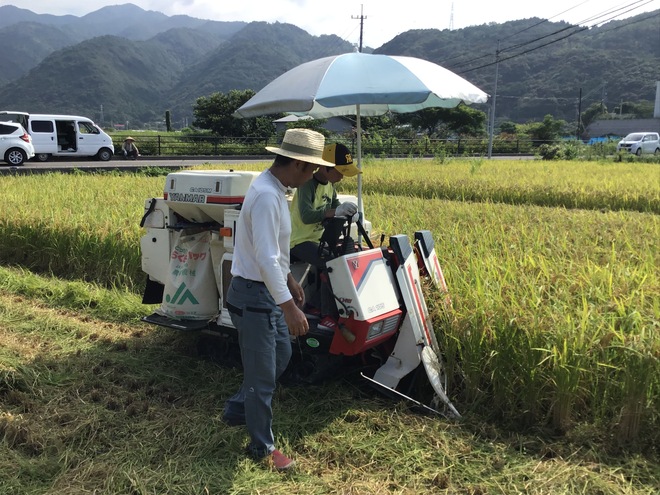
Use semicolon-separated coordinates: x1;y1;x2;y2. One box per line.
586;81;660;139
273;115;354;134
586;118;660;139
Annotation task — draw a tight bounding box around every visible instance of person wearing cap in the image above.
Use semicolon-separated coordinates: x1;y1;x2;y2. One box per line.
122;137;139;160
222;128;335;471
289;142;361;321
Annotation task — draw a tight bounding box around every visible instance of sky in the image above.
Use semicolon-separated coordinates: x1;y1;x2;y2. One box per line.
4;0;659;48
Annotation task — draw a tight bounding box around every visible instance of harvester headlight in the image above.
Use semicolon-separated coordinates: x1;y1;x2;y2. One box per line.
367;320;385;340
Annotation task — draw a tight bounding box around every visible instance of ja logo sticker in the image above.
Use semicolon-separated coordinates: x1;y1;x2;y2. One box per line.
166;282;199;305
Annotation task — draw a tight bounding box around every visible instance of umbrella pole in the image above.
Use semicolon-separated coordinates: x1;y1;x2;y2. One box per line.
356;104;363;218
356;104;363;247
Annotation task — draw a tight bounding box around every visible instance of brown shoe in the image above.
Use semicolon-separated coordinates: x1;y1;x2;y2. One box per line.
269;449;295;470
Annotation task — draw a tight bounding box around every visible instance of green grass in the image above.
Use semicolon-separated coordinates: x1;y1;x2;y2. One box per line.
0;159;658;492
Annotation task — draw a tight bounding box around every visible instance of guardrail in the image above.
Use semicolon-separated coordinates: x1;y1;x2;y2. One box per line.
111;135;546;158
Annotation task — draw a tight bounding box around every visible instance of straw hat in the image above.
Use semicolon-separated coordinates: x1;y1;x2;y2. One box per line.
323;143;361;177
266;128;335;167
124;136;135;141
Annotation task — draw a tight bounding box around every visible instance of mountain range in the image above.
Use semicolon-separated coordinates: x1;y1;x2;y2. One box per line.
0;3;658;130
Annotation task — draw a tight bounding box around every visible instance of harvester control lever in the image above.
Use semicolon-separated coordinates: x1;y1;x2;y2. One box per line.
139;198;157;227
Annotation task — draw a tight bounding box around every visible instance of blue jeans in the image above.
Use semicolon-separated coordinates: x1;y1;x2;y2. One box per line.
223;276;292;458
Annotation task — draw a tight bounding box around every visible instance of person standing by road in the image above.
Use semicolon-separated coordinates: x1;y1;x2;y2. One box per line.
222;128;336;470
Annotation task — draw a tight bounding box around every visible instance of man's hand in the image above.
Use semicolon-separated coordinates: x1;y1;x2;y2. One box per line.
335;202;357;217
280;299;309;336
287;273;305;308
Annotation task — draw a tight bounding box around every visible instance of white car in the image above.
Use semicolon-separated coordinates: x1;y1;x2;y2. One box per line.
616;132;660;156
0;121;35;166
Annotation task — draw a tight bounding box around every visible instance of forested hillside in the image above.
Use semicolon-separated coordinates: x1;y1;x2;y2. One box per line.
0;22;79;86
0;4;657;129
378;14;660;123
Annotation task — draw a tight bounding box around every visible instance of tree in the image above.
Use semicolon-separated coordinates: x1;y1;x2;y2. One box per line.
521;114;568;144
193;89;269;136
613;101;654;118
401;104;487;137
439;105;487;137
580;102;607;133
499;121;518;134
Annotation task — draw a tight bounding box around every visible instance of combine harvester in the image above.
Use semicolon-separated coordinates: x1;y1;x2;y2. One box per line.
139;169;459;418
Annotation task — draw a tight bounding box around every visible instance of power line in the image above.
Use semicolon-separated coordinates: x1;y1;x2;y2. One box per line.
574;0;654;26
441;16;585;71
446;1;656;75
499;24;579;55
457;2;657;74
499;0;591;42
482;0;657;156
587;5;660;33
464;26;588;73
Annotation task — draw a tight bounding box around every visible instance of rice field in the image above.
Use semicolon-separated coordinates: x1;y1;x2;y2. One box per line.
0;158;658;457
352;158;659;213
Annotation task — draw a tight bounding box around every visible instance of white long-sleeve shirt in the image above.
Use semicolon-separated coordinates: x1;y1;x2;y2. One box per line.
230;169;292;305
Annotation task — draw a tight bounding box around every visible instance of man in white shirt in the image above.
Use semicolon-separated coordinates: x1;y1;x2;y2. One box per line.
223;128;335;471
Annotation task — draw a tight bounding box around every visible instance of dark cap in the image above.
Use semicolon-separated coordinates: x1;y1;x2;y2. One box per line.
322;143;361;176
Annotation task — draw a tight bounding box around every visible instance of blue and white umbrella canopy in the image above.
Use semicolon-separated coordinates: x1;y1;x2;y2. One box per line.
235;52;488;118
235;52;489;215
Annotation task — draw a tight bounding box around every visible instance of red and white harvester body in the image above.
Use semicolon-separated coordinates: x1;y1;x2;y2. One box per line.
140;170;459;417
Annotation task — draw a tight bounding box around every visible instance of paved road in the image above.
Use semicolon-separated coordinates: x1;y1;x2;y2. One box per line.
1;153;535;175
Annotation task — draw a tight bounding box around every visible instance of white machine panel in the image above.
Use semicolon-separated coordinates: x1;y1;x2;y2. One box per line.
140;228;175;285
326;248;399;321
140;198;175;284
223;208;240;251
164;170;259;223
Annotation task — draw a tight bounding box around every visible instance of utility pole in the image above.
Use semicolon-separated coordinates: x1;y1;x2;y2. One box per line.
351;5;367;230
352;4;366;52
449;2;454;30
576;88;582;140
487;41;500;159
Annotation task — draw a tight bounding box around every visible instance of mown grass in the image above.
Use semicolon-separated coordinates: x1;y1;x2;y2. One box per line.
0;159;658;492
0;278;658;494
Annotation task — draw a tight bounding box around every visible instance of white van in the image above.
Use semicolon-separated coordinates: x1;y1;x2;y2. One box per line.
0;111;114;161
